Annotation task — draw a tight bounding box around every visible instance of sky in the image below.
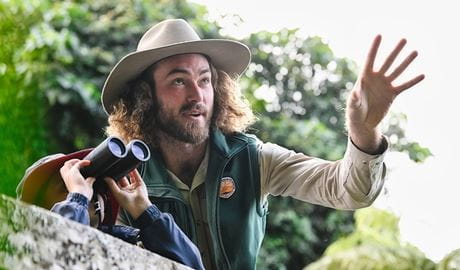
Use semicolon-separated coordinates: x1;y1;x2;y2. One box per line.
190;0;460;261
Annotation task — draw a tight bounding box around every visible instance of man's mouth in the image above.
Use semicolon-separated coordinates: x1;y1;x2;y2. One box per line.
189;110;202;116
182;109;205;119
181;103;206;118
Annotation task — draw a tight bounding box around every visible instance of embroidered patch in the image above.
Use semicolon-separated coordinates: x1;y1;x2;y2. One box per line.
219;177;236;199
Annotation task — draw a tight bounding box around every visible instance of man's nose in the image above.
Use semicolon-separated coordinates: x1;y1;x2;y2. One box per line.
186;81;204;102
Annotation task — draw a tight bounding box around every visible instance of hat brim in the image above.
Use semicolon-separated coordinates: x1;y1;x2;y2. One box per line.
18;149;92;210
101;39;251;114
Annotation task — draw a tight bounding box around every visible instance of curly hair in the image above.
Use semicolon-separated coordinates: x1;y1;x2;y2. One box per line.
105;62;256;147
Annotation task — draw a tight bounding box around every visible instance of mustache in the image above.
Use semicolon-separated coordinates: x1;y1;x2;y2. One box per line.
180;102;207;114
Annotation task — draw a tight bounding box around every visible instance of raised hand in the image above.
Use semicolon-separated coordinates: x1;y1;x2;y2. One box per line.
60;159;96;200
104;169;152;219
346;35;425;153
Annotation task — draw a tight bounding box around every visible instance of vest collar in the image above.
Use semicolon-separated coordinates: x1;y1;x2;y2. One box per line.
145;129;248;188
210;129;249;159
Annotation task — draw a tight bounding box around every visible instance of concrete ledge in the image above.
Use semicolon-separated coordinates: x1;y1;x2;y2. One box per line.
0;194;190;270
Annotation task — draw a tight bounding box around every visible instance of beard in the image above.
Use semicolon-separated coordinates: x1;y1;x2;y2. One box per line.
155;101;212;145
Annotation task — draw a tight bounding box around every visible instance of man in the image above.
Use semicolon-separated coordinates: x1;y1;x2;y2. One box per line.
101;19;424;269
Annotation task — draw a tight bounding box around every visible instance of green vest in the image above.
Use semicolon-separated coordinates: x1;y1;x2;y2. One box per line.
121;130;268;269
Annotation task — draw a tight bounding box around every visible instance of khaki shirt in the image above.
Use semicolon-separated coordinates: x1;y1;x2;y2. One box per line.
259;137;386;210
166;145;214;268
167;137;387;269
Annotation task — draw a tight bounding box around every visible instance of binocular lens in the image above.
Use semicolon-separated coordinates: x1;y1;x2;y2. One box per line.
131;141;149;160
80;137;150;180
108;140;125;156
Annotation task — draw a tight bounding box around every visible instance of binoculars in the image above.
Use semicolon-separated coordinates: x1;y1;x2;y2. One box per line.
80;136;151;181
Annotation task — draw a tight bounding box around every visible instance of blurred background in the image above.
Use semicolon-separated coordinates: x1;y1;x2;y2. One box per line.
1;0;458;269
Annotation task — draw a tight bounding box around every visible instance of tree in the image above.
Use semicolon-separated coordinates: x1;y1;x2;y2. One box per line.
304;207;436;270
0;0;217;197
0;0;431;268
0;0;49;197
242;29;431;269
437;249;460;270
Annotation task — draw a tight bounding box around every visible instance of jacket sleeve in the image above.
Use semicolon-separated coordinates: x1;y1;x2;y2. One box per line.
135;205;205;270
50;192;90;225
259;137;388;210
51;193;203;269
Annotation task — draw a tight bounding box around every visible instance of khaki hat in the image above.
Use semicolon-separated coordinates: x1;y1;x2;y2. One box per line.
101;18;251;114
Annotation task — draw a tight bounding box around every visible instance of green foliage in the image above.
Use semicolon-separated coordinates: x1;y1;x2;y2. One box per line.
243;30;359;269
0;0;50;197
325;207;401;253
243;29;431;163
305;244;436;270
304;208;436;270
259;197;354;269
437;249;460;270
0;0;434;269
242;29;431;268
255;115;346;161
0;0;214;196
244;32;355;134
383;112;432;162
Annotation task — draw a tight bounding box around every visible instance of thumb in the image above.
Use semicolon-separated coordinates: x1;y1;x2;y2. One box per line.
87;177;97;186
348;90;362;109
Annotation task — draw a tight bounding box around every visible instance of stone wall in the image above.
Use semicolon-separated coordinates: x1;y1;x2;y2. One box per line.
0;194;191;270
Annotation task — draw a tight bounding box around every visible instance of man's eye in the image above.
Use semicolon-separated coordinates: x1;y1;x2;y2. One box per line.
201;77;211;84
173;78;185;85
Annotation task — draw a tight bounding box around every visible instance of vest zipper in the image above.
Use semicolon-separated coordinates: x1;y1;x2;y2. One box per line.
214;158;232;269
212;144;247;269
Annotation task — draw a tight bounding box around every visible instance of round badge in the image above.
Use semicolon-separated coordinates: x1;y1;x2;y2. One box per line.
219;177;236;199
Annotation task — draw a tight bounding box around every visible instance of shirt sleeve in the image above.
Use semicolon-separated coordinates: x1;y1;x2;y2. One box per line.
259;137;388;210
135;205;205;270
50;192;90;225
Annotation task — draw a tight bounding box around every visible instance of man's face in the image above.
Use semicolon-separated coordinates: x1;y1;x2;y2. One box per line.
152;54;214;144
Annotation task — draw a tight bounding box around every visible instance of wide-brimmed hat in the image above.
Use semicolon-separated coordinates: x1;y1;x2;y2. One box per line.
101;19;251;114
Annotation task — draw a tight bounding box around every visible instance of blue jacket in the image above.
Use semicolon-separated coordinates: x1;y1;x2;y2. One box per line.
51;192;204;270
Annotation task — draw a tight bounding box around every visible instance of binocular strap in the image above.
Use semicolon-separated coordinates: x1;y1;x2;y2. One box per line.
93;193;105;226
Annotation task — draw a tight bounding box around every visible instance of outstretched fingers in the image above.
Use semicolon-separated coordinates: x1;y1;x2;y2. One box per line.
364;35;382;74
394;74;425;94
379;38;407;74
387;50;418;81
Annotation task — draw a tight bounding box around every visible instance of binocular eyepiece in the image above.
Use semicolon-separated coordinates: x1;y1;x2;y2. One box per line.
80;136;150;181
